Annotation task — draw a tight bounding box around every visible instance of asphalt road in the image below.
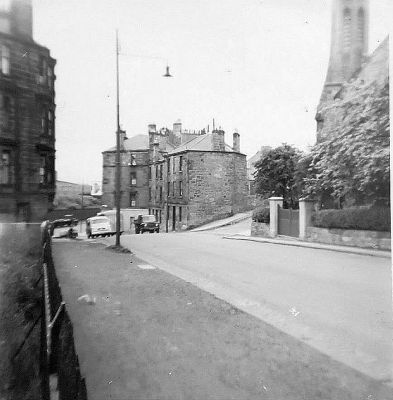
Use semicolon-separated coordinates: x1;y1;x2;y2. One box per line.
108;220;393;384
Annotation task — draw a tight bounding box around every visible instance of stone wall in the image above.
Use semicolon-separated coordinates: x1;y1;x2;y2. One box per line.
102;150;149;209
187;151;248;228
251;221;270;237
306;226;391;250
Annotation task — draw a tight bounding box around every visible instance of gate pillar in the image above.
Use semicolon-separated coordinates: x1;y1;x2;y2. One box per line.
269;197;283;237
299;198;316;240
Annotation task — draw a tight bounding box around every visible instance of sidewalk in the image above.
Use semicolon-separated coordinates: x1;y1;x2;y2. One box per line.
51;240;392;400
189;212;251;232
224;234;391;258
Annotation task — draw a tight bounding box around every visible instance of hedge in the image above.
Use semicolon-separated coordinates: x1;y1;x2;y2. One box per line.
312;207;390;232
252;206;270;224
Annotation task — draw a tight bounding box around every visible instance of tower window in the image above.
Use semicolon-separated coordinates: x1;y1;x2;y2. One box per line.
0;149;12;184
343;8;352;52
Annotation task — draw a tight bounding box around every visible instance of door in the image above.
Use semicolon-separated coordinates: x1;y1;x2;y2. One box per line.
172;206;176;231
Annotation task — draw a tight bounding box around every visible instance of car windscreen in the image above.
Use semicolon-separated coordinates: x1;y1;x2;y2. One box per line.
142;215;156;222
91;218;109;225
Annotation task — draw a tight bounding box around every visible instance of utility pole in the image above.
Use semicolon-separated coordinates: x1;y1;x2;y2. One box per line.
115;30;121;247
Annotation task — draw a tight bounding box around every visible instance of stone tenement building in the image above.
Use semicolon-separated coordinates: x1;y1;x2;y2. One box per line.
316;0;388;143
0;0;56;221
102;121;249;230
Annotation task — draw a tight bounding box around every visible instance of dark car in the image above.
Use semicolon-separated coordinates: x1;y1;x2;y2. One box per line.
134;214;160;234
50;217;78;238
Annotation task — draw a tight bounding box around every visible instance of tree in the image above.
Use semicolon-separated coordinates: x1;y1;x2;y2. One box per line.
303;78;390;207
253;144;302;208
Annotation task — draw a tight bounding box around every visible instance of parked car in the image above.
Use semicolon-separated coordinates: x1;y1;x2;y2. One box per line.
51;217;78;239
86;216;114;238
134;214;160;234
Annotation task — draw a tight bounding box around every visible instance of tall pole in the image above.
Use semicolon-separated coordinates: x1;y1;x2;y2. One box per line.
115;30;121;246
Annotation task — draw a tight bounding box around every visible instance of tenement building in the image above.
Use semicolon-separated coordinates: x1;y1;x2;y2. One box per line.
102;121;249;230
0;0;56;221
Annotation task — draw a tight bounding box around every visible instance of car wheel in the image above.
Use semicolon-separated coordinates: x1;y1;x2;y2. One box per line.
156;229;159;233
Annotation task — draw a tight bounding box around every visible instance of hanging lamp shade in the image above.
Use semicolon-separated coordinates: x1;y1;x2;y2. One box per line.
163;65;173;77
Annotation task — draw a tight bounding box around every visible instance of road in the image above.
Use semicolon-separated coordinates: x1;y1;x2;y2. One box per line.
109;219;393;384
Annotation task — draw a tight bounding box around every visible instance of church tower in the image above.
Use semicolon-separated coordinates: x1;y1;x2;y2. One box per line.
319;0;369;105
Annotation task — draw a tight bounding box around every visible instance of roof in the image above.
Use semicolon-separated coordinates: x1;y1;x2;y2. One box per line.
167;134;233;155
104;134;149;152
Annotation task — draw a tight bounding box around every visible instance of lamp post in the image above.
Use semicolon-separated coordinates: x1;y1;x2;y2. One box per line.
114;31;173;247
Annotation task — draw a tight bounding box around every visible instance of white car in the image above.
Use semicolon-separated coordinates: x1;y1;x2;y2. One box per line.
86;216;114;238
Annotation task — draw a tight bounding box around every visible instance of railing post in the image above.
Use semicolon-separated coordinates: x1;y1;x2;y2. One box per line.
269;197;283;237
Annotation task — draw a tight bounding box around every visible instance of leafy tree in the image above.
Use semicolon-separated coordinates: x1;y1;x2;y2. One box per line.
253;144;302;208
303;78;390;207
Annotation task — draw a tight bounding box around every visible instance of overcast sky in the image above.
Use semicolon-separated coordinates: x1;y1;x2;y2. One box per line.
32;0;391;184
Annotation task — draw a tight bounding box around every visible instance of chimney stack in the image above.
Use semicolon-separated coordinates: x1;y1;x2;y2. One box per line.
173;119;182;136
212;129;225;152
233;131;240;152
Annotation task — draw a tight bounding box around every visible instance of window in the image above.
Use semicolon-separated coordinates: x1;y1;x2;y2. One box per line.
179;207;182;222
0;149;12;184
1;95;12;130
48;110;53;136
1;45;10;75
130;172;136;185
179;181;183;197
130;154;136;165
159;186;163;201
173;181;176;196
39;156;46;184
155;164;158;179
48;66;53;89
179;156;183;171
167;158;170;174
148;165;152;179
39;56;47;81
149;187;152;200
172;157;175;173
167;182;170;196
159;164;163;179
130;193;136;207
343;8;352;52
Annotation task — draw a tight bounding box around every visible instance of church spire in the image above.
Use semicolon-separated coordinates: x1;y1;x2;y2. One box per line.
319;0;369;106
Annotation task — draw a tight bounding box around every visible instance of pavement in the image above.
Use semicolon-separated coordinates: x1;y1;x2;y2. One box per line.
52;239;393;400
192;215;391;258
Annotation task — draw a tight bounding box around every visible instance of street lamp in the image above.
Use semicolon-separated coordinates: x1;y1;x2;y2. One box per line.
114;30;173;247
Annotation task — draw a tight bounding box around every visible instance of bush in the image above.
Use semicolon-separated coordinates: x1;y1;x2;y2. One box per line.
252;207;270;224
312;207;390;232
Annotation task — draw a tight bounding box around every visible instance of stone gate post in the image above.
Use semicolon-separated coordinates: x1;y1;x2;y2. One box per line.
299;198;316;240
269;197;283;237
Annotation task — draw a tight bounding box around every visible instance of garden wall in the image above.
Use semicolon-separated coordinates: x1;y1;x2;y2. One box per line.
251;221;271;238
306;227;391;251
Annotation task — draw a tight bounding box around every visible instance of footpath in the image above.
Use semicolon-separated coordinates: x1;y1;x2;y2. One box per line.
52;239;392;400
190;214;390;259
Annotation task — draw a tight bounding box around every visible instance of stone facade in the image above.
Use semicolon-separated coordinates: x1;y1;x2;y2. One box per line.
0;0;56;222
101;134;150;209
146;121;249;231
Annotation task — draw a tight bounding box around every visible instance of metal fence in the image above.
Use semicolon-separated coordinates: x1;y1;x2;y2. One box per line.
40;223;88;400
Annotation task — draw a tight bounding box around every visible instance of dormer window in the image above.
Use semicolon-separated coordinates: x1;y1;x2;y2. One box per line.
1;45;10;75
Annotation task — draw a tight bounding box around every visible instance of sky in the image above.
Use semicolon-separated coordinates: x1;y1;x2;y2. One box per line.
32;0;391;184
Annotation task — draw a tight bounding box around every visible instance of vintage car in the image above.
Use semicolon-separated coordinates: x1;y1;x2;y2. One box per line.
134;214;160;234
86;216;114;238
51;217;79;239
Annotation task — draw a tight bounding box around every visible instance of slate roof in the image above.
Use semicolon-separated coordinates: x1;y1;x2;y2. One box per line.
167;134;233;155
104;134;149;152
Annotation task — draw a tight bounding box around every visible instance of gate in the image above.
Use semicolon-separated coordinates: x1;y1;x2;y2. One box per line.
278;206;299;237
